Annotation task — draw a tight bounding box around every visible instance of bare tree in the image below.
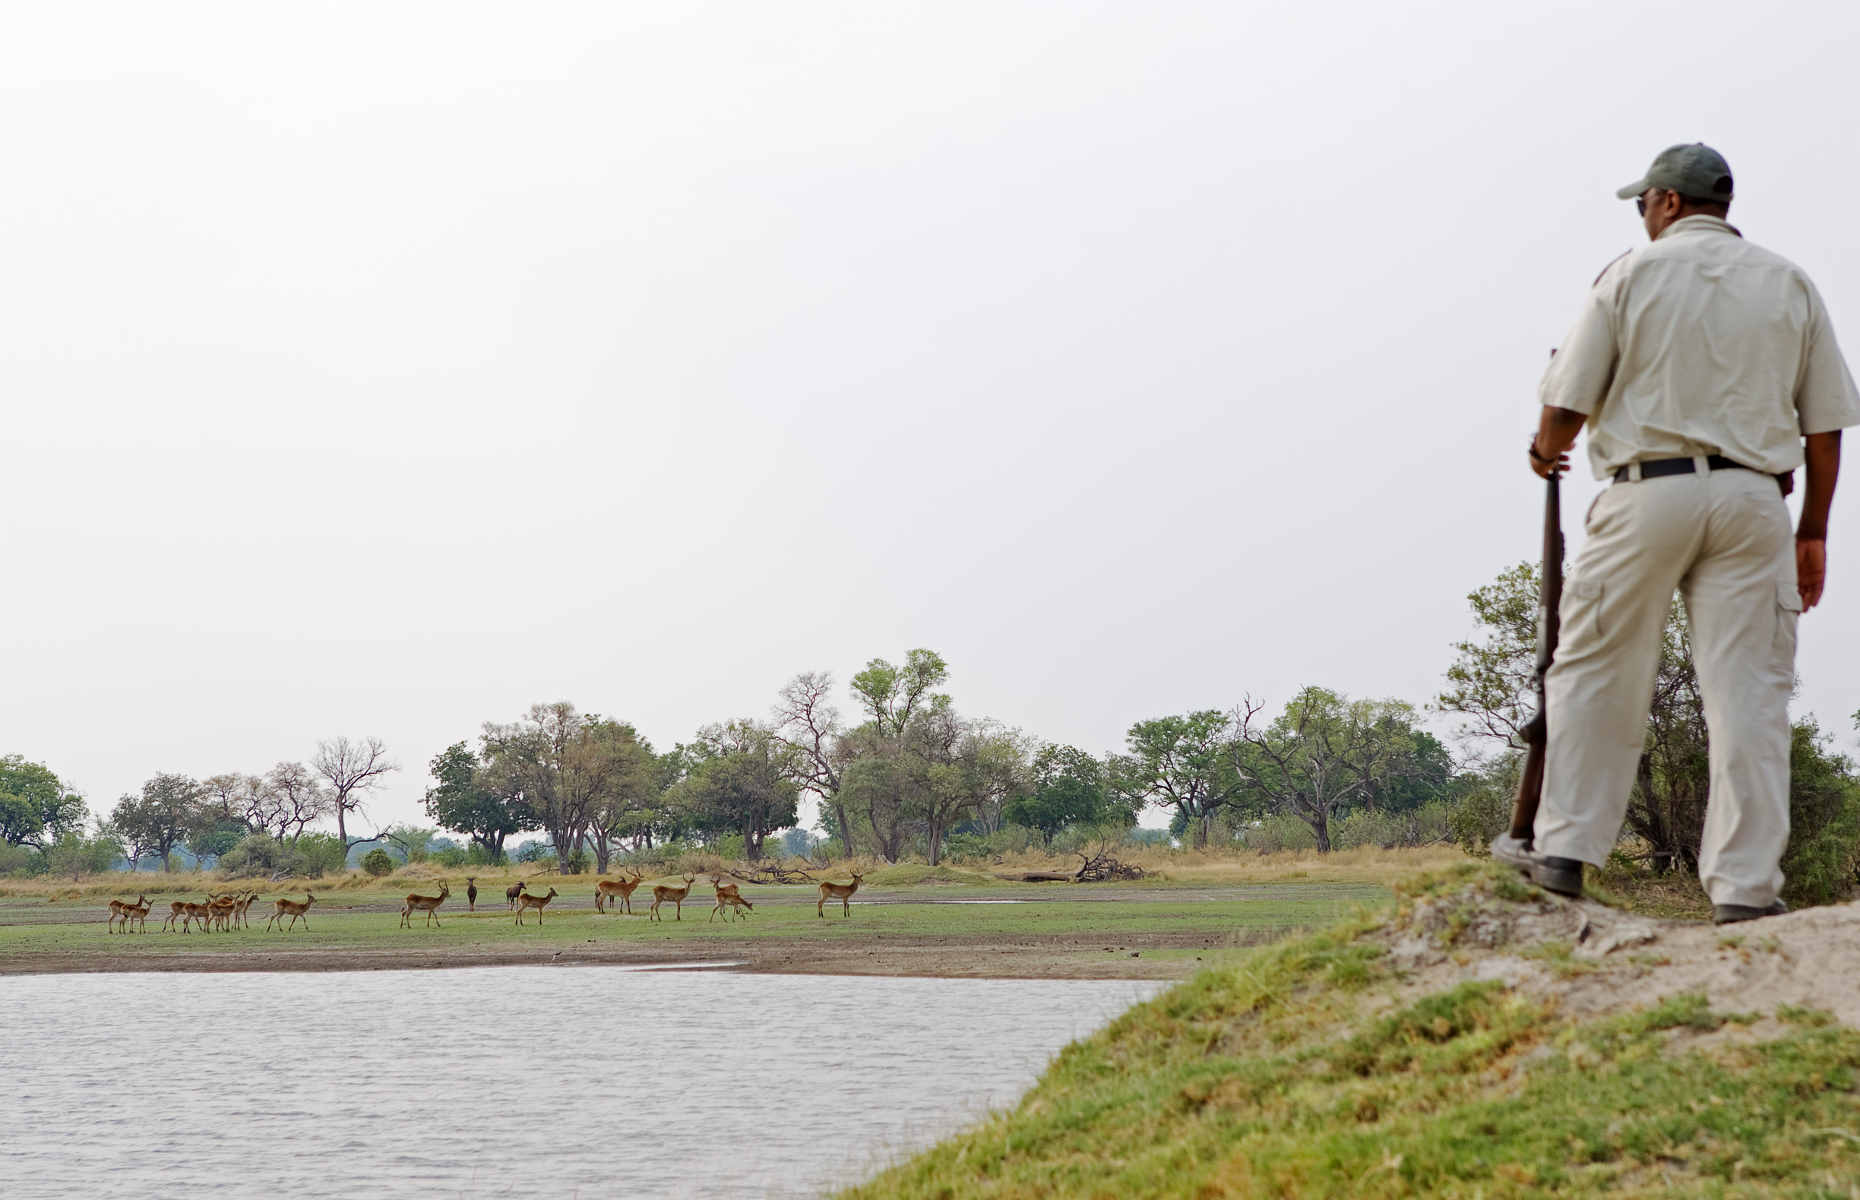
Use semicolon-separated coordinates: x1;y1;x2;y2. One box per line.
773;671;855;854
312;736;398;850
264;762;333;842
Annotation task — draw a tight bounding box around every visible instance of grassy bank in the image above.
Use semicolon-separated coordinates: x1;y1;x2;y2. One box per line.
845;864;1860;1197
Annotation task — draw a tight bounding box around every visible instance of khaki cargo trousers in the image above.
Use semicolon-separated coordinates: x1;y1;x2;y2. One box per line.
1533;462;1801;907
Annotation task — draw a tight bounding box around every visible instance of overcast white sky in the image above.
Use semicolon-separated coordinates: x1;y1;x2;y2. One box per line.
6;1;1858;836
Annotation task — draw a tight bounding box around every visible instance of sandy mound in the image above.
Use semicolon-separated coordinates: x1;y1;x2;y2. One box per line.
1384;877;1860;1029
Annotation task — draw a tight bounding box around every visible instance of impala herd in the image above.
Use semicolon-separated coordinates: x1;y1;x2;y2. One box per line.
101;871;866;934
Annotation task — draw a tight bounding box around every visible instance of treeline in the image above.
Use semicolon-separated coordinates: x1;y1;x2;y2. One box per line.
0;738;399;880
411;649;1458;872
8;565;1859;896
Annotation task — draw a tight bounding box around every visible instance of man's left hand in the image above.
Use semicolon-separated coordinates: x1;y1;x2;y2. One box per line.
1797;538;1827;612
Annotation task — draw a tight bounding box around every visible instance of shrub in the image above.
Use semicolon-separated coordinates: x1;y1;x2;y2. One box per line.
219;832;351;880
219;833;287;878
46;833;124;880
707;834;747;862
1332;809;1401;851
294;834;350;878
1242;813;1318;853
1782;722;1860;906
944;826;1037;862
1448;765;1514;855
360;848;395;877
1332;801;1455;851
0;842;40;877
779;828;820;858
432;845;467;868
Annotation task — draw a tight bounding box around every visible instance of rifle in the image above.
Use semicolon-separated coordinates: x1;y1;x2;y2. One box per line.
1507;468;1564;844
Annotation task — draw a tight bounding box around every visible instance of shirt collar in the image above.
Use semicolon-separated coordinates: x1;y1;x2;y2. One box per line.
1657;213;1743;241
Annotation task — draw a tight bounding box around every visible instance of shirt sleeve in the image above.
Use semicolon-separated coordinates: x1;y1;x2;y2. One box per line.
1538;268;1622;416
1797;281;1860;435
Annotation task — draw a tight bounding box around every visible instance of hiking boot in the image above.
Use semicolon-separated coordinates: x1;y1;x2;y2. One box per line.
1524;855;1584;898
1488;833;1534;869
1490;834;1583;898
1711;900;1789;926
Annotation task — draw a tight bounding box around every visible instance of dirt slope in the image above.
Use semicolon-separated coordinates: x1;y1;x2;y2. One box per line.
1388;875;1860;1029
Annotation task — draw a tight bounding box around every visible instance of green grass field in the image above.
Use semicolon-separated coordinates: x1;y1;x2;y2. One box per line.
0;878;1389;973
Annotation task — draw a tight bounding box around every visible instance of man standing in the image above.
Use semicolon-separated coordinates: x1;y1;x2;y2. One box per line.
1507;143;1860;923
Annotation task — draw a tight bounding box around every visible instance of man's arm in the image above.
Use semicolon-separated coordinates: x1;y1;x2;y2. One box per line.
1529;406;1587;479
1796;430;1840;611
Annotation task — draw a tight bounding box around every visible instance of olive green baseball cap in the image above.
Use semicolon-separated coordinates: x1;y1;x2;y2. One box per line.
1615;143;1734;202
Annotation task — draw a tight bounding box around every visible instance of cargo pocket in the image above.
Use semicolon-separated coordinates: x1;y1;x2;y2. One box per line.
1775;580;1803;660
1563;577;1605;646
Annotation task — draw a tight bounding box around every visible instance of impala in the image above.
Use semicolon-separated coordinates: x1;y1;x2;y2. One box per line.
121;896;152;933
400;881;450;929
172;899;217;933
648;874;697;922
513;887;558;925
234;890;260;929
594;869;645;915
465;877;478;912
206;894;242;932
506;880;529;910
107;894;148;934
708;878;753;923
160;900;191;933
267;893;317;931
816;871;865;918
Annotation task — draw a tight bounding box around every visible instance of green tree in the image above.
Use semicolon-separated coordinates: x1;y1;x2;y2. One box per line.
849;649;950;739
1110;711;1249;849
185;816;248;866
672;720;803;861
840;752;910;861
1235;688;1430;853
423;742;532;862
1005;745;1129;843
481;703;645;873
581;723;661;871
109;774;208;871
0;755;88;852
836;649;959;862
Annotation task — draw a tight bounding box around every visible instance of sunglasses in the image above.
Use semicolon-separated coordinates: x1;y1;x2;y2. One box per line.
1636;189;1666;217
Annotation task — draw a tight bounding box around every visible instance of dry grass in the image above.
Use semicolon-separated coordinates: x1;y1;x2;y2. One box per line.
977;844;1468;887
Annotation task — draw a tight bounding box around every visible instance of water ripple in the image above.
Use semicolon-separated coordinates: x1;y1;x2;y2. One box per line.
1;968;1156;1199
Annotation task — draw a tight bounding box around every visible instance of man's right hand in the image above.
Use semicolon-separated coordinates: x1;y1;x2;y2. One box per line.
1797;538;1827;611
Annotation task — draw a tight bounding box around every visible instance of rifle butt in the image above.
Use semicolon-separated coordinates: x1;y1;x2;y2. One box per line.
1508;733;1546;843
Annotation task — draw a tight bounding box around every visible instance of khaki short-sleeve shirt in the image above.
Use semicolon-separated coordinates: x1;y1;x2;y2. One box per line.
1540;214;1860;479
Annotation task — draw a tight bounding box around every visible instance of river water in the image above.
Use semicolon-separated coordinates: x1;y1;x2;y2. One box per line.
2;967;1158;1199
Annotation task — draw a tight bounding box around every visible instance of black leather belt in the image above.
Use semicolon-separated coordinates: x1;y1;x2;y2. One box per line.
1614;455;1792;494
